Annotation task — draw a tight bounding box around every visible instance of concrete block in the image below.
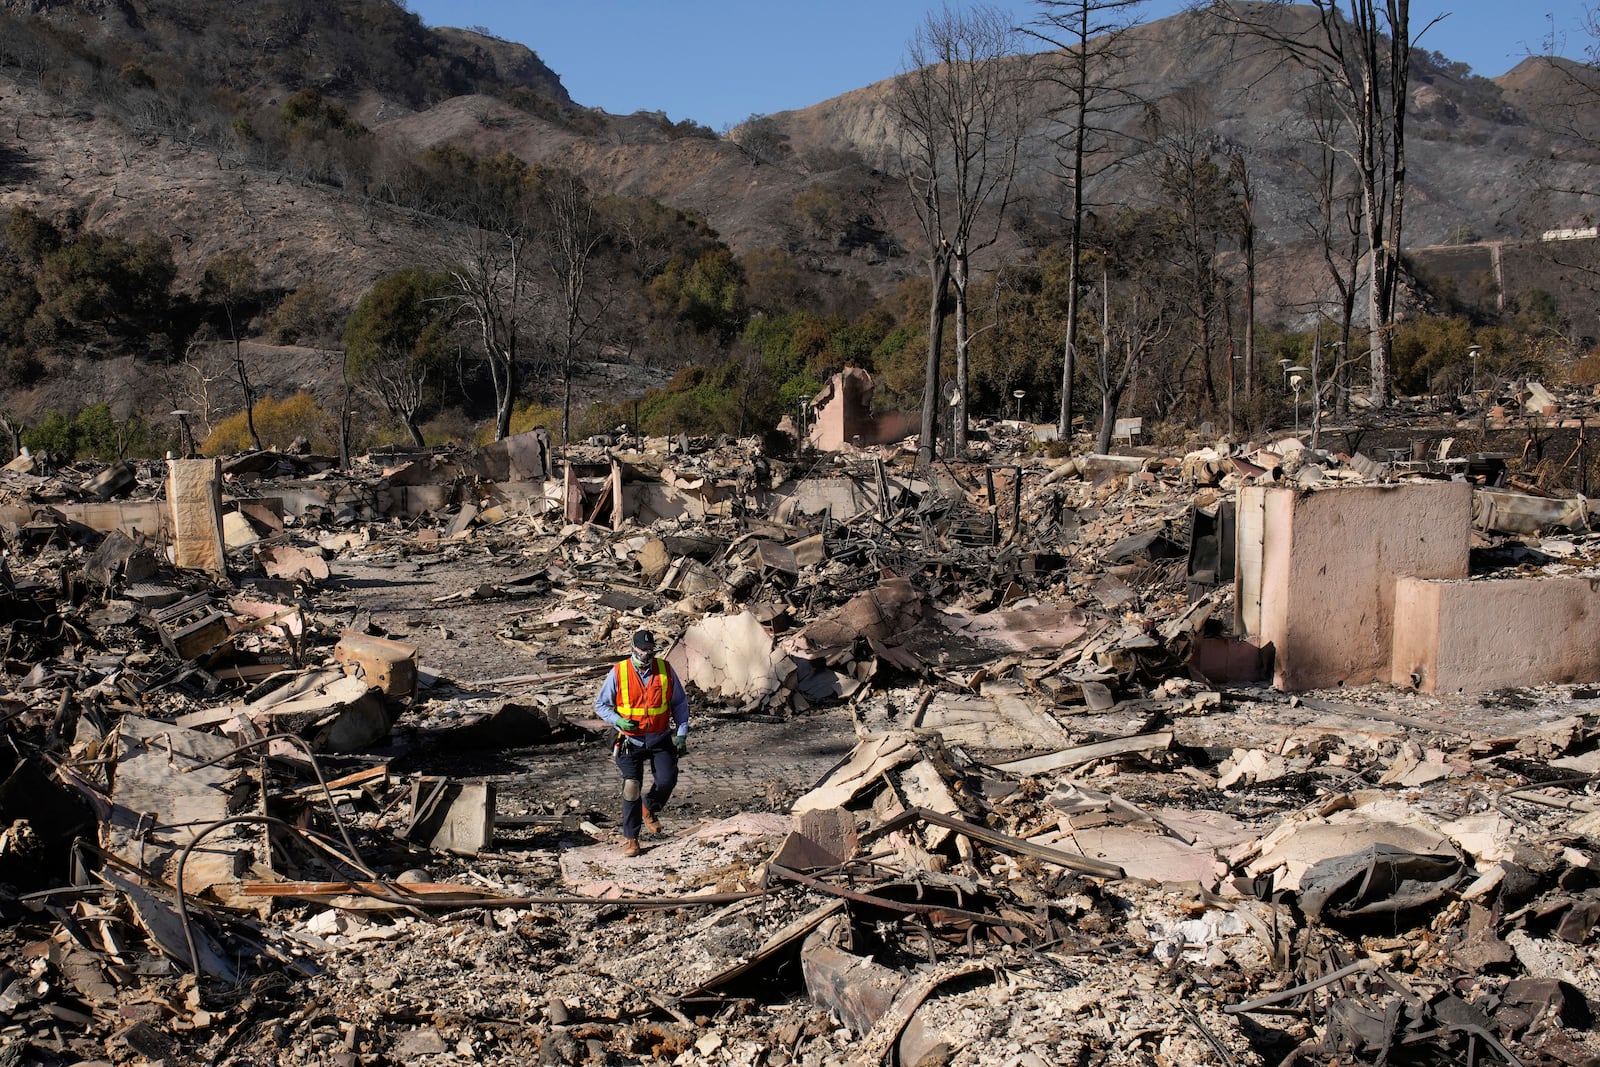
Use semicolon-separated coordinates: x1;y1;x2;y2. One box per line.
1236;482;1471;691
258;544;330;582
333;631;418;698
407;779;496;856
796;807;858;865
1394;575;1600;694
46;500;166;538
806;368;914;451
222;510;260;548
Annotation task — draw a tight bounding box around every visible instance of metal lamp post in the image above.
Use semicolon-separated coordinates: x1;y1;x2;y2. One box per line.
1284;366;1310;434
1012;389;1026;421
1468;343;1482;395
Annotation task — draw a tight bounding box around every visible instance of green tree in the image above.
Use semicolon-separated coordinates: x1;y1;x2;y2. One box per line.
648;248;746;341
264;284;339;345
34;232;174;353
280;88;358;133
3;207;62;266
793;183;847;241
21;404;151;461
345;269;455;447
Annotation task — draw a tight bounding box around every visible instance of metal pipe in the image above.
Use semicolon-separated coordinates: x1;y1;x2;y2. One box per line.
182;732;366;864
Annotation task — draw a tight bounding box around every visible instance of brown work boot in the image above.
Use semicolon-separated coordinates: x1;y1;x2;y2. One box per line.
622;837;641;858
642;808;662;834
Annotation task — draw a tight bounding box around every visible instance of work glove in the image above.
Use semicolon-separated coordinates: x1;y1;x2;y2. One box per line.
615;716;638;732
674;735;688;756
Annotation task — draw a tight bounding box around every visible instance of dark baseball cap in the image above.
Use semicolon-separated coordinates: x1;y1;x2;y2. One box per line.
631;630;657;653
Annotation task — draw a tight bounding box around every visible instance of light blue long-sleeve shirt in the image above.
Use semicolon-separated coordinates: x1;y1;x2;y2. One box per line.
593;658;689;746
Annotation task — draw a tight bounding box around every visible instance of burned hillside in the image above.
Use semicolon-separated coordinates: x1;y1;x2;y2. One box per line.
2;396;1600;1066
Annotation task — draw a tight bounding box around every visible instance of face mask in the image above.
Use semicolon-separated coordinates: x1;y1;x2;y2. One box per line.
632;651;652;672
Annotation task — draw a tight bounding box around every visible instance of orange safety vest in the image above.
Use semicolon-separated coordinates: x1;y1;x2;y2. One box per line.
614;657;674;736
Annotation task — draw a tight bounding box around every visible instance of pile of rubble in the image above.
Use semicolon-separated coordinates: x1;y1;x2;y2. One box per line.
1;419;1600;1066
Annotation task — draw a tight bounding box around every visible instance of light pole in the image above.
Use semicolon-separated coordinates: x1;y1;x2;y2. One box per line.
1468;343;1482;396
1284;366;1310;434
1012;389;1026;421
1228;350;1241;438
1277;359;1291;429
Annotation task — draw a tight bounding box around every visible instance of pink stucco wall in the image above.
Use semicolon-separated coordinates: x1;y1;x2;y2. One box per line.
1242;482;1473;691
808;368;875;451
1393;575;1600;694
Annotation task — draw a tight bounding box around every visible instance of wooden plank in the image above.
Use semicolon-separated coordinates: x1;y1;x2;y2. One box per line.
240;881;769;910
994;731;1173;776
243;881;505;899
278;765;389;800
866;807;1125;880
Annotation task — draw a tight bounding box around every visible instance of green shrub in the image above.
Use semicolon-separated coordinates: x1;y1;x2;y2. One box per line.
21;403;155;461
202;393;333;454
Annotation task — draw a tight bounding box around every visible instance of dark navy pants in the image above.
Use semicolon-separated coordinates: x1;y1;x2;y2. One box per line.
615;736;679;841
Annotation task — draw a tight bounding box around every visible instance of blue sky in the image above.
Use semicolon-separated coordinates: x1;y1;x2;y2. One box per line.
407;1;1595;131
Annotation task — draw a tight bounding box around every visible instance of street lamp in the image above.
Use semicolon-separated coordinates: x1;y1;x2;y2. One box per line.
1284;366;1310;433
1468;343;1482;395
1012;389;1026;421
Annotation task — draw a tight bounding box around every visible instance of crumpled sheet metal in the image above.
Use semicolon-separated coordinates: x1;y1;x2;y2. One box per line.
1297;844;1465;923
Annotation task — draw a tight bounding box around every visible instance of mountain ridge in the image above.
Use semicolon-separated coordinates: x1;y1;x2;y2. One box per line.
0;0;1596;433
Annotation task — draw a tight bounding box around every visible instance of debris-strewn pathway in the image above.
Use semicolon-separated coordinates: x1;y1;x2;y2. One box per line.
5;429;1600;1066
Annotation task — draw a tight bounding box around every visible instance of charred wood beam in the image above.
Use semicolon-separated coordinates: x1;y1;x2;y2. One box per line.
862;806;1126;880
242;880;770;910
768;862;1038;935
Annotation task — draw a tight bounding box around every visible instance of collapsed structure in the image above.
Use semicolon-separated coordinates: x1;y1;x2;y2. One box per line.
1;408;1599;1065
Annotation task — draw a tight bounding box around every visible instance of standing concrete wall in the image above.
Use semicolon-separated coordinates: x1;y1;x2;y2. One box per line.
166;458;228;576
1238;482;1472;690
808;368;876;452
1394;575;1600;693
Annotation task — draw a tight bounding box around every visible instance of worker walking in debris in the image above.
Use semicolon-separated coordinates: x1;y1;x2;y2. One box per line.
593;630;689;857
